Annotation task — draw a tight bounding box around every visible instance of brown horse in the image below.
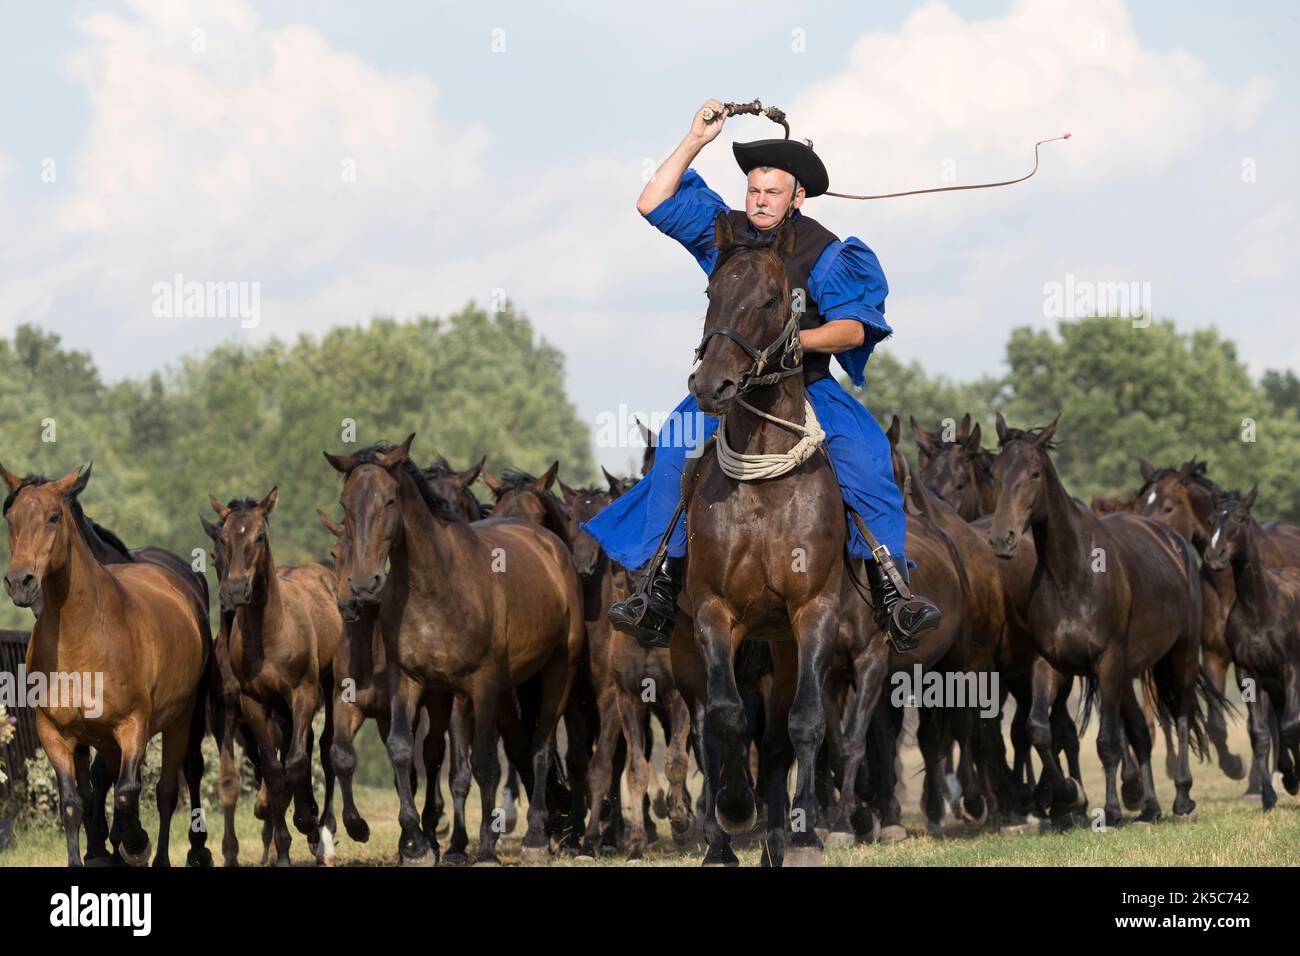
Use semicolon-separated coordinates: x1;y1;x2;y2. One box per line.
682;214;854;867
1135;457;1300;790
1204;487;1300;808
913;414;998;521
207;488;342;865
325;435;584;865
2;462;211;866
560;474;695;859
987;415;1207;826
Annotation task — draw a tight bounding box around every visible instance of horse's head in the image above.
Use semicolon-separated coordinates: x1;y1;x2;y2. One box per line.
424;455;485;523
482;462;573;549
0;462;89;609
913;414;987;510
1203;485;1258;572
987;412;1060;559
559;468;627;577
689;212;799;416
324;434;416;620
1134;458;1213;549
207;488;277;612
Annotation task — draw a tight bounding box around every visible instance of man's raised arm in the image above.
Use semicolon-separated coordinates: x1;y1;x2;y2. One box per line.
635;99;728;216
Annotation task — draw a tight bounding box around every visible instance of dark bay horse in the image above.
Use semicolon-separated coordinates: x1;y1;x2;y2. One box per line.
987;415;1208;826
208;488;342;865
325;435;584;865
1204;487;1300;809
683;213;851;867
1135;457;1300;790
2;462;211;866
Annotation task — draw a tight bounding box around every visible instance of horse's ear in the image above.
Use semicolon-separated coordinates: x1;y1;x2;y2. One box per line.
480;468;502;495
533;461;560;492
773;219;798;259
199;514;222;542
1139;458;1154;482
967;423;983;453
1036;415;1060;448
957;413;971;438
636;417;655;448
1176;459;1197;480
995;412;1010;444
260;486;278;515
0;462;21;493
208;494;231;520
713;211;734;249
557;479;579;505
376;434;415;467
323;450;353;474
458;455;485;488
886;415;901;447
602;466;621;495
1243;484;1258;510
55;462;91;499
911;416;937;454
317;509;343;537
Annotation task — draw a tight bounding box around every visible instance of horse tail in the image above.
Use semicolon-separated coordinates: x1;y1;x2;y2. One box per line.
733;639;772;691
1075;675;1099;736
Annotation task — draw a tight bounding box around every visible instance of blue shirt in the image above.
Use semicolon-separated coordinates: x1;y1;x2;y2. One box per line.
644;168;892;387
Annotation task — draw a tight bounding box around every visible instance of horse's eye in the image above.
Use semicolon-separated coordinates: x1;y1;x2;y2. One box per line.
385;498;397;508
1030;470;1041;480
256;533;266;544
1163;504;1174;513
47;512;60;524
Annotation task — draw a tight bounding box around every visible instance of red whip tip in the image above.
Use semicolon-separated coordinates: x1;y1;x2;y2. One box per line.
1063;132;1072;139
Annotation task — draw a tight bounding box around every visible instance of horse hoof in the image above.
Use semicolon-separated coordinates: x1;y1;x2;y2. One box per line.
120;838;152;867
471;855;502;867
1220;754;1246;781
186;847;214;868
824;830;856;849
925;820;944;838
1173;808;1199;824
783;845;824;868
960;797;988;827
1068;778;1088;810
715;803;757;837
519;845;551;867
344;816;370;843
400;848;436;867
443;850;470;866
701;843;740;867
879;824;908;844
84;854;114;868
998;822;1031;835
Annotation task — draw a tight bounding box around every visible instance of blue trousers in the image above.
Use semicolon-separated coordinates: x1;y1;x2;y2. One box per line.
582;377;907;571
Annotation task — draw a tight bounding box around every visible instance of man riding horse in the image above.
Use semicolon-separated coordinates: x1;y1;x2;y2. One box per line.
585;99;940;652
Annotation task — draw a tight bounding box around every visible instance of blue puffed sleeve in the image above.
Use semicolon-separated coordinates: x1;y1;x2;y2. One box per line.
643;169;730;275
807;237;893;388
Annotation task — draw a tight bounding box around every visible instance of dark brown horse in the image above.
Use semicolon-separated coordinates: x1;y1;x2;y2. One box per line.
325;435;584;865
207;489;342;865
682;214;852;867
1204;487;1300;808
914;414;998;521
1135;457;1300;790
2;462;211;866
987;415;1208;826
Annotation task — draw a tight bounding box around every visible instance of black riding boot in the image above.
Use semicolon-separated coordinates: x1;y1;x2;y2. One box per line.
865;554;941;653
608;555;684;650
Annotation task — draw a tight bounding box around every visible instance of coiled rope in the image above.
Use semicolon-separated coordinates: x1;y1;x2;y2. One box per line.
715;398;825;481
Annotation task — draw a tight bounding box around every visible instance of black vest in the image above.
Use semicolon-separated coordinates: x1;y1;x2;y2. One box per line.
724;209;838;384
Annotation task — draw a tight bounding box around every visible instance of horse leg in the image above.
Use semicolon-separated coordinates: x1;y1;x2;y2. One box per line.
444;699;473;863
181;686;213;867
242;697;292;866
38;717;85;867
420;694;451;846
1094;652;1128;828
285;686;326;863
916;709;950;834
758;646;795;868
385;673;434;865
464;683;502;865
1242;669;1277;809
318;672;337;843
1277;663;1300;797
329;692;369;843
77;747;109;863
1119;686;1160;823
151;711;192;867
664;691;694;842
1028;658;1073;826
829;650;886;844
579;685;622;856
695;599;752;839
217;693;245;865
616;691;653;860
519;647;576;866
560;693;593;854
1201;650;1243;782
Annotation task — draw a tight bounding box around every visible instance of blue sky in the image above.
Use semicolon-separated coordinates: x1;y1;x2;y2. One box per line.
1;1;1296;473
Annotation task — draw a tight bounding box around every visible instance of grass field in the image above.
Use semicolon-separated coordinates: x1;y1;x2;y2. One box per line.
2;713;1297;867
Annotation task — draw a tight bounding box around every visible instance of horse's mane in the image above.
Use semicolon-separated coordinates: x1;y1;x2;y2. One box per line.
711;230;781;276
1135;458;1221;502
2;474;134;561
422;454;455;479
490;468;572;543
997;424;1060;452
224;497;263;514
343;442;464;523
926;426;997;476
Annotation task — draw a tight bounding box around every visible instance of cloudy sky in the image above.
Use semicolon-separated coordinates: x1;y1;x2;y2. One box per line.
0;0;1295;473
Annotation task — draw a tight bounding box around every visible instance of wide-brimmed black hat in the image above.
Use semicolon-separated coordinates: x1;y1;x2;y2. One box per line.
732;138;829;197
